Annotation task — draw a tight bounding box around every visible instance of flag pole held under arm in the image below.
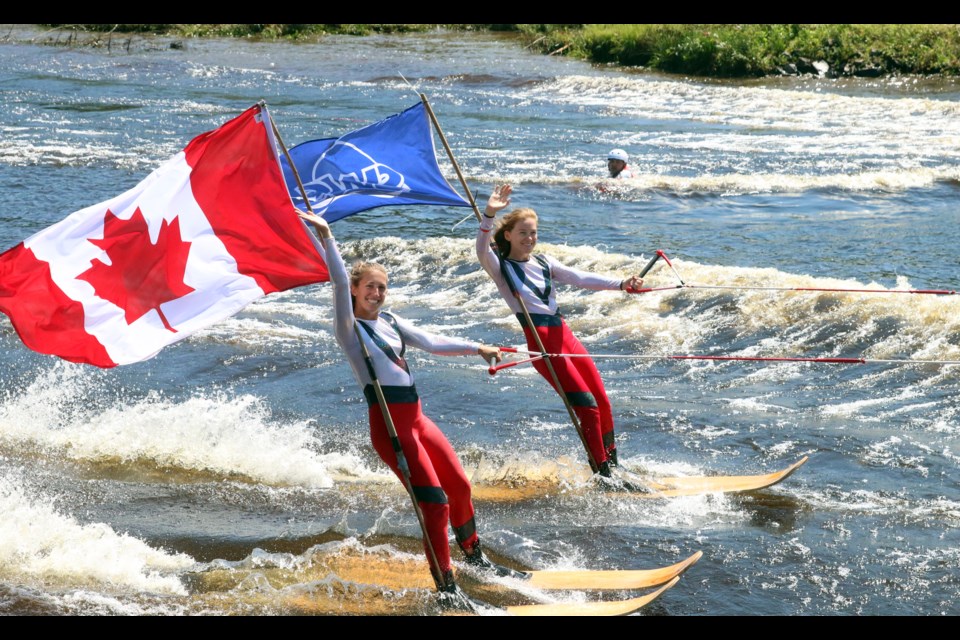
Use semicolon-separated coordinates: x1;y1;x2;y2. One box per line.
280;105;445;589
503;269;601;473
352;321;447;591
419;92;600;474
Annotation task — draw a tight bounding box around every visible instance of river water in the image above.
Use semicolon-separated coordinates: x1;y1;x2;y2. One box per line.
1;25;959;616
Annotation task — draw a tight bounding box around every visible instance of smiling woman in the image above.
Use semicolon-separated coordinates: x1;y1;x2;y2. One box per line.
348;261;388;320
298;210;507;607
476;184;646;480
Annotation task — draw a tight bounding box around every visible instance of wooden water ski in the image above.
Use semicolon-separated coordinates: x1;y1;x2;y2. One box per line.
467;456;809;503
633;455;809;498
513;550;702;590
503;576;680;616
340;457;807;505
263;535;694;615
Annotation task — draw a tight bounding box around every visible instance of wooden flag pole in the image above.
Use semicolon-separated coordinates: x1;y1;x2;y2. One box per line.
264;101;315;214
507;287;600;473
419;93;483;223
352;322;447;591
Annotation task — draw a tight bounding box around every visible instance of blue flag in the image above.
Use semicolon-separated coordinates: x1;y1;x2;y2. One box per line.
281;102;471;222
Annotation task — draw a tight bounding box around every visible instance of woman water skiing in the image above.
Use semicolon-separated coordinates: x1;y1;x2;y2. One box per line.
476;184;644;479
300;210;510;603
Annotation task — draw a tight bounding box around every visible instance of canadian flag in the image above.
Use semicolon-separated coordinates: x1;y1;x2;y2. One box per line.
0;104;329;367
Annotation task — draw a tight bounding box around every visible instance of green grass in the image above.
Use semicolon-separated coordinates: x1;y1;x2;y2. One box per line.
523;24;960;77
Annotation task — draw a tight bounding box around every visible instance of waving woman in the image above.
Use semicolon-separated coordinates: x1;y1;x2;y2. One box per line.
476;185;644;478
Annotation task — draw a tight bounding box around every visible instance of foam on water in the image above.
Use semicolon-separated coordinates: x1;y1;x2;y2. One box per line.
0;363;352;488
463;73;960;189
820;387;924;417
0;469;193;594
190;315;324;348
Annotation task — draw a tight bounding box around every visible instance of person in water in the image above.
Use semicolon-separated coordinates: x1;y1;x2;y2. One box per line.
300;210;510;601
607;148;634;179
476;184;644;479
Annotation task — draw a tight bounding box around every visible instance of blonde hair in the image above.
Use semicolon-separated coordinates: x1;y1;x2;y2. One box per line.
349;261;388;288
349;261;388;310
493;208;538;256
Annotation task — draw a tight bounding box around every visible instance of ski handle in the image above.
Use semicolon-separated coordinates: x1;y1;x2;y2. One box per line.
621;250;663;294
639;252;662;278
489;354;545;375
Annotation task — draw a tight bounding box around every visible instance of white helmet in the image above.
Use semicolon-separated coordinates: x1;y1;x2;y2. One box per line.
608;148;629;162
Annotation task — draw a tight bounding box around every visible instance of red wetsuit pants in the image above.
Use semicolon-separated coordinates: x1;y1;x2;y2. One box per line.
368;399;478;575
522;318;616;469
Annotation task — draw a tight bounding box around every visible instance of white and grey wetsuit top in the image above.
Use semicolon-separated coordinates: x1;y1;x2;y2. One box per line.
476;221;621;316
327;237;479;395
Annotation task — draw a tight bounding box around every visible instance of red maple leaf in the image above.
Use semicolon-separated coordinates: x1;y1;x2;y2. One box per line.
78;207;195;333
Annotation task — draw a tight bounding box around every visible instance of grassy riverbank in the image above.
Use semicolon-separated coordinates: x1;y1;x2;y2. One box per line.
32;24;960;78
520;24;960;78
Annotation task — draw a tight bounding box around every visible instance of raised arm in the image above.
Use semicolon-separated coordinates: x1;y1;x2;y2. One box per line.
485;184;512;217
298;211;358;351
476;184;510;276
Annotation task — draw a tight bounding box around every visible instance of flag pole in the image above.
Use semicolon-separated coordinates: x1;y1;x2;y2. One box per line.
353;321;448;591
419;93;482;223
419;92;600;474
264;102;315;215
